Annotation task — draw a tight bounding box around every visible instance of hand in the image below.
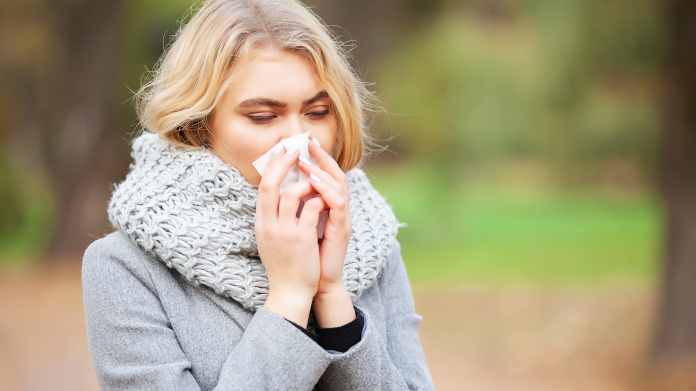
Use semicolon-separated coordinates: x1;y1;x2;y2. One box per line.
256;146;326;327
298;138;356;327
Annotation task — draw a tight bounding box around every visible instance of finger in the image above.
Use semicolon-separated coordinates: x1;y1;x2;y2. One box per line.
277;180;316;223
298;157;342;194
256;145;299;220
306;172;348;226
297;195;328;231
308;137;346;185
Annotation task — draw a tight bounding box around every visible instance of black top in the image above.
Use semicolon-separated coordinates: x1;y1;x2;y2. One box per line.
286;308;364;353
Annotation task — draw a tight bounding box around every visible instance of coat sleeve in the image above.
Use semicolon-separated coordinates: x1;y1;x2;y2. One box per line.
82;235;331;391
316;240;435;390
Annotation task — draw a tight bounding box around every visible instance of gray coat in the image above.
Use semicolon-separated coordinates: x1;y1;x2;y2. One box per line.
82;231;434;390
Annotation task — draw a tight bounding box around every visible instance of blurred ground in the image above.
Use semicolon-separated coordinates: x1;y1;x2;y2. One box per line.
416;285;652;391
0;262;653;391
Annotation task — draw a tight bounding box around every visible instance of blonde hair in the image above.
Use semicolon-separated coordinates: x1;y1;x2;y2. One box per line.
135;0;373;171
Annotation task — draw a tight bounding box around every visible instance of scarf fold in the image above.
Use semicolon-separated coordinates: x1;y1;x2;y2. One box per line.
108;132;399;311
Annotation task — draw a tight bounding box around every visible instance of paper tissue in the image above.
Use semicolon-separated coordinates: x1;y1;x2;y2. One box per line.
252;132;328;238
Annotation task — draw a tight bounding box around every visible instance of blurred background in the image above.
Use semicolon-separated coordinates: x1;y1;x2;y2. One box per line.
1;0;695;390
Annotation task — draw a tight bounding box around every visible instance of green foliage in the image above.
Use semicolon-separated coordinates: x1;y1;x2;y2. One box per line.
374;0;663;184
368;163;660;286
0;144;54;264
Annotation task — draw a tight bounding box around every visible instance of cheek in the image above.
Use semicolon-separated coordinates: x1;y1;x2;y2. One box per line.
318;119;338;154
210;119;262;165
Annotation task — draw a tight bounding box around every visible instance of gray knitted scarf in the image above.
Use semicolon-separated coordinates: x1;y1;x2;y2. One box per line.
108;132;399;311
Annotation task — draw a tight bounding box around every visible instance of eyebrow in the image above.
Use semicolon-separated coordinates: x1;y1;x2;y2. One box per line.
238;98;286;108
237;90;329;109
303;90;329;105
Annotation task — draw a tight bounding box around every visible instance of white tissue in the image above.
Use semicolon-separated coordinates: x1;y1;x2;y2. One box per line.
252;132;328;238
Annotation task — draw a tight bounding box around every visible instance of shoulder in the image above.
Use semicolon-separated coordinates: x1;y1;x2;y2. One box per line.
83;230;152;271
84;230;148;260
82;231;158;294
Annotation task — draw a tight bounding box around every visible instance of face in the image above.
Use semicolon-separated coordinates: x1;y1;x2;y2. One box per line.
208;46;337;186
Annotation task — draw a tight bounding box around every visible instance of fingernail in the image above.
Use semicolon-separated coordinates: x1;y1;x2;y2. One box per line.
299;156;311;166
310;173;321;183
273;145;284;155
312;137;321;148
286;144;297;154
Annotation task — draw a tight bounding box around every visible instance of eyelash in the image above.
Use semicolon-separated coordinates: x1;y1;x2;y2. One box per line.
247;114;276;122
246;110;331;123
307;110;330;118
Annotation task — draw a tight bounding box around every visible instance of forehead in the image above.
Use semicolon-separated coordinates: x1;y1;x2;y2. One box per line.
225;46;325;102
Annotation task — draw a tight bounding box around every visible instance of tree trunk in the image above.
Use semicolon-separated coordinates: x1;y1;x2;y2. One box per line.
650;0;696;386
44;0;127;259
310;0;443;76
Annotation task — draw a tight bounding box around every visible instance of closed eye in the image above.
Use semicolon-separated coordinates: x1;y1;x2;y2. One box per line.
247;114;277;123
306;109;330;119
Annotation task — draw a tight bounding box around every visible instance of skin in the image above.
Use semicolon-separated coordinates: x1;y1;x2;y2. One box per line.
208;46;355;328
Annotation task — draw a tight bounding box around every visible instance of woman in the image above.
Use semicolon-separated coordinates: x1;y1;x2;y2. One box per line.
82;0;434;389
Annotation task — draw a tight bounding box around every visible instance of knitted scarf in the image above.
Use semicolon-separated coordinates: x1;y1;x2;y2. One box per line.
108;132;399;311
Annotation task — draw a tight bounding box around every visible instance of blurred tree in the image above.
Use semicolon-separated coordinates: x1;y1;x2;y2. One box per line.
0;0;128;259
0;0;667;261
652;0;696;380
368;0;662;190
308;0;445;79
44;0;128;257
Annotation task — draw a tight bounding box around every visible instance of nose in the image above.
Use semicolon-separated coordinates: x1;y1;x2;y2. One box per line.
285;115;307;138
